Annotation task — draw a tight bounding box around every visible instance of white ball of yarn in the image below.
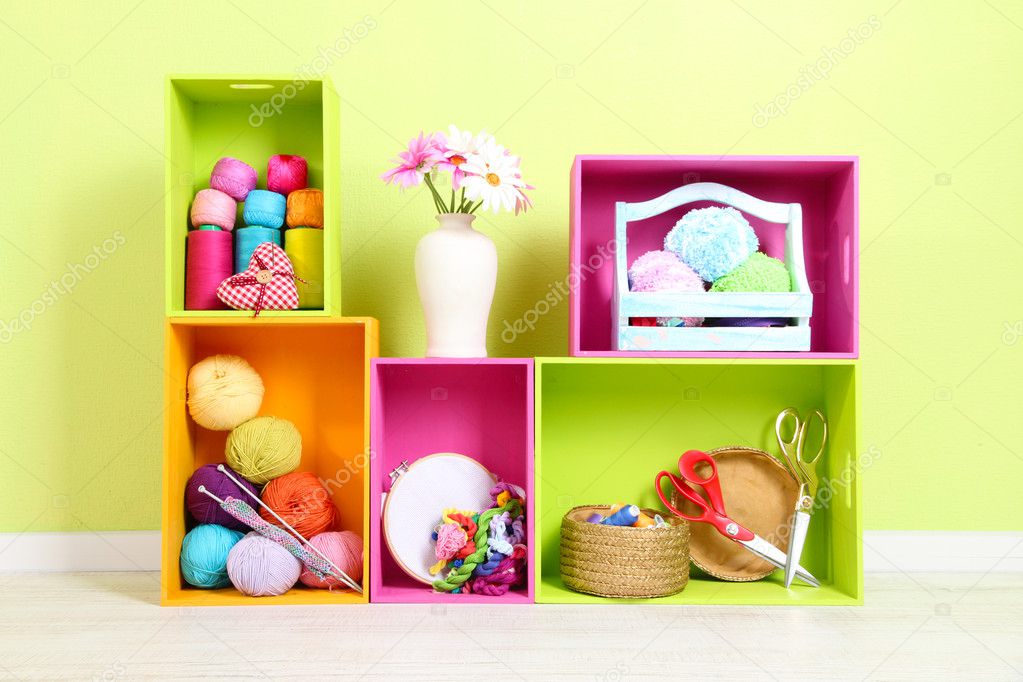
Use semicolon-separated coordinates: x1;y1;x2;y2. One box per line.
186;354;264;430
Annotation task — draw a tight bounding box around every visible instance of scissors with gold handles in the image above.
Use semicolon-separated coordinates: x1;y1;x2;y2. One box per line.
775;407;827;589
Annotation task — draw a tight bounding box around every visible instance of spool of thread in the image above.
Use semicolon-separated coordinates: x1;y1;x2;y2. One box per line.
267;154;307;196
226;532;302;597
585;513;604;524
190;188;237;231
186;354;264;430
632;512;655;528
225;416;302;485
243;190;286;229
284;228;323;309
286;188;323;228
234;226;282;273
601;504;640;527
299;531;363;589
185;464;260;530
197;225;221;231
259;471;338;538
210;157;258;201
180;524;244;588
185;230;232;310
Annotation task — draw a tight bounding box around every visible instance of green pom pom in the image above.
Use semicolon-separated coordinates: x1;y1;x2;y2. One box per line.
711;252;792;293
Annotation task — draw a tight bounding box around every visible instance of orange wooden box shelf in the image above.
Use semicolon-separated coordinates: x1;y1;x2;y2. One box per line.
161;317;378;606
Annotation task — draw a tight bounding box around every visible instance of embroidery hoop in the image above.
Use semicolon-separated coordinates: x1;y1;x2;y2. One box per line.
382;452;497;585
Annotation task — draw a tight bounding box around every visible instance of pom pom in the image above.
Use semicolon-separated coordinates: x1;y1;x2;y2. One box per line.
286;188;323;228
225;416;302;485
627;249;705;327
190;189;237;231
180;524;244;588
710;252;792;293
243;189;287;229
226;532;302;596
184;463;260;530
210;157;258;201
268;155;308;196
186;354;264;430
259;471;338;538
299;531;363;589
664;206;759;282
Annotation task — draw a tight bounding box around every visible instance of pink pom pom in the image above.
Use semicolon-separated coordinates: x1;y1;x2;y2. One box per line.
210;157;258;201
267;155;308;195
190;189;237;231
628;250;705;327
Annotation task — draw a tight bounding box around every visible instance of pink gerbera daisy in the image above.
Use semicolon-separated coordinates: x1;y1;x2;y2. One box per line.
380;132;444;189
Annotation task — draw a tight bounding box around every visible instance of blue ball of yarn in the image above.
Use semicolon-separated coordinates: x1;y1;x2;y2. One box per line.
243;190;286;229
180;524;244;589
664;206;759;282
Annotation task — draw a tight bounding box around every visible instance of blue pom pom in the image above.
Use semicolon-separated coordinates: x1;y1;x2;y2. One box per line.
453;559;463;568
453;588;461;594
431;531;438;540
664;206;759;282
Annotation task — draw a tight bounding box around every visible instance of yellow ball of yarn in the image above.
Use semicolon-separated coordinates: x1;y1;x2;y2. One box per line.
187;355;264;431
226;416;302;485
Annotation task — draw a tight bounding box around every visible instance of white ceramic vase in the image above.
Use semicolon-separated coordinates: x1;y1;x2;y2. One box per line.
415;213;497;357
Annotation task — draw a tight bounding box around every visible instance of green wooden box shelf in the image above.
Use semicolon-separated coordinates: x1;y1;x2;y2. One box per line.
164;75;341;316
534;357;862;605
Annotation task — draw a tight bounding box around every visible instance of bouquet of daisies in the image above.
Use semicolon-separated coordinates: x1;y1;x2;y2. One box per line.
382;125;532;215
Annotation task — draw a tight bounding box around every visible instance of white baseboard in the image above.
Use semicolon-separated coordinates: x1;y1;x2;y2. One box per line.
0;530;1020;573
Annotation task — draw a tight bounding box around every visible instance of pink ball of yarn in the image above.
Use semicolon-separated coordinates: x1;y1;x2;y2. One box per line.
267;155;308;195
190;189;237;231
210;157;258;201
628;249;705;327
299;531;363;589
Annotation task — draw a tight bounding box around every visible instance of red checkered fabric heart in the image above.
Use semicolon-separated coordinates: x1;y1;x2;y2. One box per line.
217;242;299;316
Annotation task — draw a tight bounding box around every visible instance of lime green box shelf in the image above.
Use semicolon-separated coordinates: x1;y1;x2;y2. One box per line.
534;357;862;605
165;75;340;316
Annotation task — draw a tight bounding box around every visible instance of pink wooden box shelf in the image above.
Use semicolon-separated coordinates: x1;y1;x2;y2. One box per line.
569;155;859;358
369;358;535;604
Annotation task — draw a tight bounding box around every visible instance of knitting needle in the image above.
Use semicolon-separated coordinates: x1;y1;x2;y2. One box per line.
197;484;362;594
210;467;363;594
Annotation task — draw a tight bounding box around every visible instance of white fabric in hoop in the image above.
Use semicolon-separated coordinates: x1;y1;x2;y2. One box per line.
382;453;496;585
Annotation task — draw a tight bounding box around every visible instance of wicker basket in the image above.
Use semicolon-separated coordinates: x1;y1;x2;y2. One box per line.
560;505;690;599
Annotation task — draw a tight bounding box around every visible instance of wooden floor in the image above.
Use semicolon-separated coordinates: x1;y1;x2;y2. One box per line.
0;573;1020;680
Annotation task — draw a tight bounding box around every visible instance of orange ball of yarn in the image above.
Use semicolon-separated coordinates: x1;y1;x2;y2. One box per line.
259;471;338;538
286;188;323;228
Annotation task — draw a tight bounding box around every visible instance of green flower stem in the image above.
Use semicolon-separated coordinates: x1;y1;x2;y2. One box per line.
423;175;446;214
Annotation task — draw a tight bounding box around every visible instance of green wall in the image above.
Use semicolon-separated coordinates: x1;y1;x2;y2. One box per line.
1;1;1020;533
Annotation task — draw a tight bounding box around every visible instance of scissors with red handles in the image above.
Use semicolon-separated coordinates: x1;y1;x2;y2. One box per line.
655;449;820;587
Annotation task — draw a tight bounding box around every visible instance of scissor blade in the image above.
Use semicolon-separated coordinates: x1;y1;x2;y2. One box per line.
784;511;811;589
738;534;820;588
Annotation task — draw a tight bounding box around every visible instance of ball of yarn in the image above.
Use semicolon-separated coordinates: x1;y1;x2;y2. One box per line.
259;471;338;538
299;531;363;589
210;157;258;201
226;532;302;596
285;188;323;228
186;354;264;430
243;189;287;229
628;249;705;327
190;189;237;231
267;155;308;196
180;524;244;588
664;206;759;282
710;252;792;293
185;463;260;530
225;416;302;485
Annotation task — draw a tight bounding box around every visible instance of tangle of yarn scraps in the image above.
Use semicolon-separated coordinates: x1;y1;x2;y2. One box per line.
430;483;527;595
